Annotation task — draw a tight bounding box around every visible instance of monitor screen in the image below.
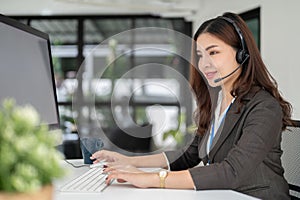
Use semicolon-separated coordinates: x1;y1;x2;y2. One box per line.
0;14;60;129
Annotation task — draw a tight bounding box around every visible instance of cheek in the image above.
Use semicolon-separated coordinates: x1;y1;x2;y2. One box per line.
197;62;207;76
196;59;204;72
213;56;230;73
197;60;203;71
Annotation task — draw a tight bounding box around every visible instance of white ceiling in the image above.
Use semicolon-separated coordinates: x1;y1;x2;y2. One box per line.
0;0;201;21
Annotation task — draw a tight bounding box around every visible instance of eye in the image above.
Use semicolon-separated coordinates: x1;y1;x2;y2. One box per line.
209;51;218;56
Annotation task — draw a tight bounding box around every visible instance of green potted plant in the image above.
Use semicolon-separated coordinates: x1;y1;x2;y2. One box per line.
163;112;186;147
163;111;197;148
0;99;65;200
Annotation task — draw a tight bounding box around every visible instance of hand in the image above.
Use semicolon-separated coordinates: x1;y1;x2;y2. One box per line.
105;167;158;188
103;164;143;183
104;164;144;174
90;150;131;165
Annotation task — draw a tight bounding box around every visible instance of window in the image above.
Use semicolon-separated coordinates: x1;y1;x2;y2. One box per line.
12;15;193;154
240;7;260;50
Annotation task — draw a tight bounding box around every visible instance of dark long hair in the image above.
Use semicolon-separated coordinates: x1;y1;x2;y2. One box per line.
190;12;293;136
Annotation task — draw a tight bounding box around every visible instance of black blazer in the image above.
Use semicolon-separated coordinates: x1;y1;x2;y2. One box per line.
165;88;290;200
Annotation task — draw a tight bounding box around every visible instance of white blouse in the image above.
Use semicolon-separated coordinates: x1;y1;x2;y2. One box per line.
206;91;235;155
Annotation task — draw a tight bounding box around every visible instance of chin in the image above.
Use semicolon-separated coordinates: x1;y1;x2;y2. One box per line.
207;80;219;88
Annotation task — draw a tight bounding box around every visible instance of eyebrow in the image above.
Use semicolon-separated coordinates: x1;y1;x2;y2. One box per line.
205;44;218;51
196;44;218;53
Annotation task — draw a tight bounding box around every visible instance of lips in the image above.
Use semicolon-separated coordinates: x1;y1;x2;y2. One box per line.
205;71;217;79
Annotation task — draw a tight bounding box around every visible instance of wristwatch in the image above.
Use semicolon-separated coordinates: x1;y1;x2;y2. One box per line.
158;170;168;188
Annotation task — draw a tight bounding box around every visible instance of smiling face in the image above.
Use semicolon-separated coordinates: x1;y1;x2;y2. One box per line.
196;33;241;90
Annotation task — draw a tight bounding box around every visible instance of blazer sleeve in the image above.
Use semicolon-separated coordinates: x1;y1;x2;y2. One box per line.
164;134;202;171
188;96;283;190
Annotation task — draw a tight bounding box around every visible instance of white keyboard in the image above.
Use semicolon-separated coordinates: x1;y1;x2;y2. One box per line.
60;167;108;192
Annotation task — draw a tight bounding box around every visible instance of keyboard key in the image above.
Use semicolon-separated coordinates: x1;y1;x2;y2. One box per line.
60;167;108;192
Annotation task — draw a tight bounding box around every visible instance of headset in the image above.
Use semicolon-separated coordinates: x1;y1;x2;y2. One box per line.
213;16;250;83
219;16;249;64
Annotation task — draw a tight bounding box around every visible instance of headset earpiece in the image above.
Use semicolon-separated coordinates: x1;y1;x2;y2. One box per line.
236;49;249;64
220;16;249;65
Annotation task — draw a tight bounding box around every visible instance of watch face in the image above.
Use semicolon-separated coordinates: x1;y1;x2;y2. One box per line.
159;170;167;178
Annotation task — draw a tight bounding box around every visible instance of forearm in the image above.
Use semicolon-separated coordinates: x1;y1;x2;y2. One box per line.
106;169;195;190
164;170;195;189
129;153;168;168
145;170;194;189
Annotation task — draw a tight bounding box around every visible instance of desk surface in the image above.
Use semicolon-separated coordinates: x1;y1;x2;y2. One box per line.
54;159;259;200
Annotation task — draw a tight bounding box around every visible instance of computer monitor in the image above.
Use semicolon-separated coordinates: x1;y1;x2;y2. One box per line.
0;14;60;129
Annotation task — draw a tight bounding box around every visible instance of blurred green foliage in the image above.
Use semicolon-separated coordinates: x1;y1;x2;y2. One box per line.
0;99;65;193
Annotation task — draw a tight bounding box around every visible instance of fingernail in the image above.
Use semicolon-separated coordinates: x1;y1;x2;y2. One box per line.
103;165;107;168
105;177;108;180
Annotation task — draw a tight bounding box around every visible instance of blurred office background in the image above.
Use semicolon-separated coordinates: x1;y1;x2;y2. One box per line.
1;0;300;158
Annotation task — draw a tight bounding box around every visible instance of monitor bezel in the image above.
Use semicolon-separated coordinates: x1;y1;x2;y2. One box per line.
0;14;60;130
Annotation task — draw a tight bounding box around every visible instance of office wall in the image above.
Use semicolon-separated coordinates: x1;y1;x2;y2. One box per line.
192;0;300;120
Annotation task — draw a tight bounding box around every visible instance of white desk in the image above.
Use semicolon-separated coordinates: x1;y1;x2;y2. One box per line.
54;159;259;200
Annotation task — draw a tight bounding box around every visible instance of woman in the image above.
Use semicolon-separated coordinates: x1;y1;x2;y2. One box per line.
91;12;292;199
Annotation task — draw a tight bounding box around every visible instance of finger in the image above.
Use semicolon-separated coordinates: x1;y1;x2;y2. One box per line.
91;151;112;163
106;171;126;185
90;150;103;160
117;179;127;183
103;166;116;173
102;162;116;171
115;165;142;173
105;173;116;185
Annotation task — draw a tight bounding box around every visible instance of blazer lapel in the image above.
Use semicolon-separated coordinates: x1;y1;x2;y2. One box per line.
199;127;210;162
208;100;245;161
198;98;244;163
208;86;261;161
198;86;261;164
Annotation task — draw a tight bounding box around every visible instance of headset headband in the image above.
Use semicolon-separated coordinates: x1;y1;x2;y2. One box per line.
219;16;248;54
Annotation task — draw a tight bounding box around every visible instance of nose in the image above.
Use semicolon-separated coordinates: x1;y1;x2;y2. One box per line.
198;55;211;69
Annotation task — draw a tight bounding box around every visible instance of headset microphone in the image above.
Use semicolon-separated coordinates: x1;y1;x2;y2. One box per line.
214;54;249;83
